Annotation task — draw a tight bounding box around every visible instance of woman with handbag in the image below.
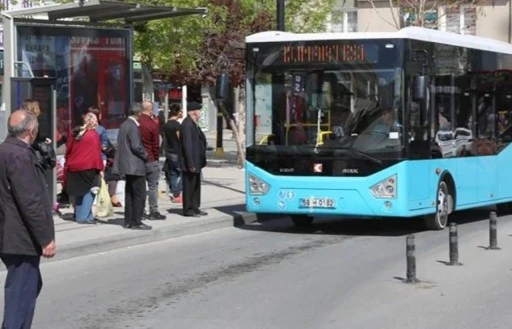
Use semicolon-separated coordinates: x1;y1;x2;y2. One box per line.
22;100;58;212
87;105;110;167
23;100;57;169
64;113;104;224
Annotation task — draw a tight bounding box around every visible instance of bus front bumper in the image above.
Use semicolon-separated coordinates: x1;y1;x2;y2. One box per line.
245;162;409;217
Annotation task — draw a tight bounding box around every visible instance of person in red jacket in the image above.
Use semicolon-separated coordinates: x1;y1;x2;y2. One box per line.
64;113;104;224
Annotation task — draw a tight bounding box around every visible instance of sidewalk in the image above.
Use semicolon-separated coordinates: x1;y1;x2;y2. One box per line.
50;164;269;263
205;128;240;166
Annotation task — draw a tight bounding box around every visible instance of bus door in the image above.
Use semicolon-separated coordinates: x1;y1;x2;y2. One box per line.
495;70;512;200
429;72;480;205
455;74;479;205
473;71;498;202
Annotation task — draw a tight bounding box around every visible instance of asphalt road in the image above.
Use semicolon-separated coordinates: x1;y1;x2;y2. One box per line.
3;211;512;329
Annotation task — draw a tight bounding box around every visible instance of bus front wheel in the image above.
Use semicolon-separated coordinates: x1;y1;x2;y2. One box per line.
424;181;453;230
290;215;314;227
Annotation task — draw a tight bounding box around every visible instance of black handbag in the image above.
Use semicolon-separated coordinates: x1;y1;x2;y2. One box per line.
34;140;57;170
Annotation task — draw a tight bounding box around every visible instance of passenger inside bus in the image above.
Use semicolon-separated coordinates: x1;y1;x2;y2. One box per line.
366;107;394;136
438;109;451;131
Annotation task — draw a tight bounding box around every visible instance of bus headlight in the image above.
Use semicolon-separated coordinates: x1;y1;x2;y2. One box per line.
248;173;270;195
370;175;397;199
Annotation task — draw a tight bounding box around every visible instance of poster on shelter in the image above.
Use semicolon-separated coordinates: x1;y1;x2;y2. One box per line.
20;35;57;77
69;35;128;129
17;26;131;139
55;36;71;136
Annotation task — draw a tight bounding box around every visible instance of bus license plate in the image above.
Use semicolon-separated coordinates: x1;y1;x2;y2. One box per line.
299;197;336;208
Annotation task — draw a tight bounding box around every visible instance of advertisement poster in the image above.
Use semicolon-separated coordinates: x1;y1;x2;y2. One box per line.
198;102;209;130
55;36;70;135
254;83;272;136
17;26;130;141
20;35;56;77
69;35;127;129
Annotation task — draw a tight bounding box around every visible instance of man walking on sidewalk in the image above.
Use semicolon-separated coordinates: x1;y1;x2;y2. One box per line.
180;102;208;217
162;103;183;203
114;103;152;230
0;110;56;328
139;101;166;220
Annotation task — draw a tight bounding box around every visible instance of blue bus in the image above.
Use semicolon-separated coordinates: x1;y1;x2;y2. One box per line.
244;27;512;230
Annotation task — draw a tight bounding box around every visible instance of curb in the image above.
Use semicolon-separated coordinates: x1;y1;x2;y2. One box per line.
39;212;280;265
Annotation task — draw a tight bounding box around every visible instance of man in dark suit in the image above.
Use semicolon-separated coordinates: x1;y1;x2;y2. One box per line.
180;102;208;217
114;103;151;230
0;109;56;328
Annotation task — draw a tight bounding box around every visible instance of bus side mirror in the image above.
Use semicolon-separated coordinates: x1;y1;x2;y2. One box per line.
216;73;230;100
413;75;427;101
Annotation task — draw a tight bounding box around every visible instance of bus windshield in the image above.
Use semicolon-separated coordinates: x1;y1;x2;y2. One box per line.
247;39;404;156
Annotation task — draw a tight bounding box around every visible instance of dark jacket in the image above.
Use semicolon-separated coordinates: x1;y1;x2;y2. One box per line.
113;117;147;177
180;116;206;172
0;137;55;256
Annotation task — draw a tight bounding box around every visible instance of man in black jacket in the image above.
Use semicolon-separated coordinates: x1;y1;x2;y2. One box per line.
180;102;208;217
0;109;56;328
113;103;151;230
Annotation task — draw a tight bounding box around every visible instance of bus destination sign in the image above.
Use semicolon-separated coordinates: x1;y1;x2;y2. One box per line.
281;42;378;65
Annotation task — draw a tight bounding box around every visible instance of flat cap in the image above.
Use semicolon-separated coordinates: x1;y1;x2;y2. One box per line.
187;101;202;111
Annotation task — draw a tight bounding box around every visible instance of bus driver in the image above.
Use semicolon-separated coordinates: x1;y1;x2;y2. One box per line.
368;107;394;136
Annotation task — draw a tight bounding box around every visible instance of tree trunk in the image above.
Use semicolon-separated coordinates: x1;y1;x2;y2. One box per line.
218;87;245;168
236;87;246;167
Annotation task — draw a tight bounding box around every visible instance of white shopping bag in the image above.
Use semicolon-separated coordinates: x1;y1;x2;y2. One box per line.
115;180;126;206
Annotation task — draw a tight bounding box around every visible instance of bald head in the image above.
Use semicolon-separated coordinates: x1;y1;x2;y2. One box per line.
142;101;153;115
8;109;38;144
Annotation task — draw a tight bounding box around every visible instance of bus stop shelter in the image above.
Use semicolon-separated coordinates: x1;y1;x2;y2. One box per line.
0;0;207;204
2;0;207;118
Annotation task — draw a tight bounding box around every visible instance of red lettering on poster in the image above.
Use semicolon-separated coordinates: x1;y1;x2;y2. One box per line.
169;89;182;100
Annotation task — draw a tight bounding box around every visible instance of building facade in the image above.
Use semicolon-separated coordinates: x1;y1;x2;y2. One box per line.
328;0;512;44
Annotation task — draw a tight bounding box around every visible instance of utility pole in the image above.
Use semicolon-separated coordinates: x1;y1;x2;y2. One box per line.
277;0;285;31
215;73;229;157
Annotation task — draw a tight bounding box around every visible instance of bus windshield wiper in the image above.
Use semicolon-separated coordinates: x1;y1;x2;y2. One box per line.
340;147;382;165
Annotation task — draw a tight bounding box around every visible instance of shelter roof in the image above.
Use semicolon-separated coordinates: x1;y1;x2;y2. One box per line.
3;0;207;24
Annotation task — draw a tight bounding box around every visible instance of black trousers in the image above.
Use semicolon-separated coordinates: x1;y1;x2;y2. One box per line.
182;171;201;214
1;254;42;329
125;175;146;225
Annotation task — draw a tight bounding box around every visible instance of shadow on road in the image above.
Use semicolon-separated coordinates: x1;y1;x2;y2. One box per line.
203;179;244;194
224;205;495;238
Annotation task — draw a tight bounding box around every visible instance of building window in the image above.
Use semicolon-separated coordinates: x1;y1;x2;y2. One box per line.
443;6;476;35
402;9;438;29
329;9;358;32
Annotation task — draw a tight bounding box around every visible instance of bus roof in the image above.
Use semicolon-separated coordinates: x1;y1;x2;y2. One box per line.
245;27;512;55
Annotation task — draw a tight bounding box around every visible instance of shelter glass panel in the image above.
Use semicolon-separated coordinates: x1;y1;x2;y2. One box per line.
16;25;131;139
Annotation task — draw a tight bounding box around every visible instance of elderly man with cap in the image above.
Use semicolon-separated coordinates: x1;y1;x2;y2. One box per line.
180;101;208;217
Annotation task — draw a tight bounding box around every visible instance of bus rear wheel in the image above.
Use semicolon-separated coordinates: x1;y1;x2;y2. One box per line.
497;202;512;215
424;181;452;230
290;215;314;228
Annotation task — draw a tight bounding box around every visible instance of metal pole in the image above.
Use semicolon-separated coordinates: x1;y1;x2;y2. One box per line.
277;0;285;31
215;109;224;157
182;85;188;119
447;222;462;266
487;211;500;250
405;235;418;283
